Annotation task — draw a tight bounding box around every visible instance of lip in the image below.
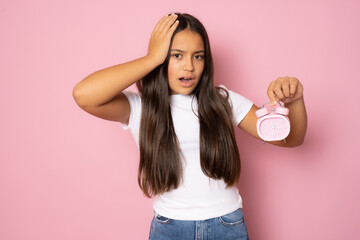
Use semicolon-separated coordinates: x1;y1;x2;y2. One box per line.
178;76;195;87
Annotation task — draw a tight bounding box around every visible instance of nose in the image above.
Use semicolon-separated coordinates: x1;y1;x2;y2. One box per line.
183;57;194;72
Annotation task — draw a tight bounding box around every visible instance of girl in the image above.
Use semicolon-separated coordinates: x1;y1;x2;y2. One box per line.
73;13;307;240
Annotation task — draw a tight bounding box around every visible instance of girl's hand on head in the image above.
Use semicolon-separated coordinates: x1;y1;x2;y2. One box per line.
267;77;304;106
147;14;179;66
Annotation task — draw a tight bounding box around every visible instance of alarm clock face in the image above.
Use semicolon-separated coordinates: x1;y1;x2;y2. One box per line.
258;115;290;141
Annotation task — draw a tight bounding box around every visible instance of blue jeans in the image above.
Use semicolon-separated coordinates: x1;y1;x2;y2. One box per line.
148;208;249;240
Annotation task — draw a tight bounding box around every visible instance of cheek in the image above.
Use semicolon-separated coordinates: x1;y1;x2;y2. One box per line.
196;62;205;76
167;61;177;79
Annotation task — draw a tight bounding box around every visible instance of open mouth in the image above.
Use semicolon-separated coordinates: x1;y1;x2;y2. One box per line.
178;77;195;87
179;77;193;82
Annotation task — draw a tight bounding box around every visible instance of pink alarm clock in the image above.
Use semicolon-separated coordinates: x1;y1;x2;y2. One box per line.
256;102;290;142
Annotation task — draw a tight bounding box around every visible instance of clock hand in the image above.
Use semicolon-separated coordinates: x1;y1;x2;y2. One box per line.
271;122;276;136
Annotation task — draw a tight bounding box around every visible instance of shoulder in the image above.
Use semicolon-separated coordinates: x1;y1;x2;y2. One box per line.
217;85;251;105
121;91;142;130
217;84;254;125
123;91;142;118
123;91;142;110
123;91;141;102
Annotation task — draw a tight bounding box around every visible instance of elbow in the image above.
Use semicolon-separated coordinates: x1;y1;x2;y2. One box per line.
298;136;305;146
289;140;304;148
72;84;89;108
296;136;306;147
293;128;307;147
285;135;305;148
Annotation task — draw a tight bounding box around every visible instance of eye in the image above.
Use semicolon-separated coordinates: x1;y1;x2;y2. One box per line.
194;55;204;60
172;53;182;59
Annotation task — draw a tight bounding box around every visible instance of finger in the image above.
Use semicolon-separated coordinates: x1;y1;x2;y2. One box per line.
282;78;291;98
158;13;178;34
164;14;178;34
153;14;175;34
267;81;278;106
289;77;298;97
273;78;285;101
168;19;179;35
153;15;169;33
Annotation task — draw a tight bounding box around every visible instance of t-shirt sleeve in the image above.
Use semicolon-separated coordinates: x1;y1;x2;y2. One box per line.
121;91;142;130
219;85;253;126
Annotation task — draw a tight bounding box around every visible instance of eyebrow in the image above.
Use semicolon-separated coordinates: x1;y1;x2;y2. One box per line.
171;49;205;54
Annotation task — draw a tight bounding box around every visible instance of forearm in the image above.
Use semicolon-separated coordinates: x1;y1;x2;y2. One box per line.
73;55;157;107
282;96;307;147
73;14;179;108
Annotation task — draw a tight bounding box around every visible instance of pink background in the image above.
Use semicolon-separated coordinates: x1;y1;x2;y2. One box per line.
1;0;359;239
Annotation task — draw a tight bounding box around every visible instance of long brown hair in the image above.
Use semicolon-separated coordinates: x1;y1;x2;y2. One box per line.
136;13;241;197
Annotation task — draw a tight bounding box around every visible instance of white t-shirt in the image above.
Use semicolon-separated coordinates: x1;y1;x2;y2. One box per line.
122;86;253;220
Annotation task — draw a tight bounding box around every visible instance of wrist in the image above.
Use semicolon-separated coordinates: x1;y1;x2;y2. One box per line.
140;55;160;72
286;95;304;108
145;53;164;69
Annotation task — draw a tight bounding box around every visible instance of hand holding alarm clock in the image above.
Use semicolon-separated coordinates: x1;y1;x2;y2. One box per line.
256;102;290;142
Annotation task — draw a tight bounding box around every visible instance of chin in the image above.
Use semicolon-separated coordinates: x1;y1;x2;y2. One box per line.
170;82;199;95
171;87;195;95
